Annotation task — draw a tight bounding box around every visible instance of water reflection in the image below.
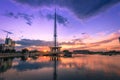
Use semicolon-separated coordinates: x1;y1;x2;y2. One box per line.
0;58;13;73
50;56;60;80
59;55;120;76
0;58;13;80
0;55;120;80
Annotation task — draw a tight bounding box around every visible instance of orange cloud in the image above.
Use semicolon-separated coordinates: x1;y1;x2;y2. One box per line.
60;30;120;51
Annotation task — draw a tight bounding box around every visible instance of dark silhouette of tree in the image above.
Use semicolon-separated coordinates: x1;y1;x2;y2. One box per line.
63;50;69;53
22;48;29;54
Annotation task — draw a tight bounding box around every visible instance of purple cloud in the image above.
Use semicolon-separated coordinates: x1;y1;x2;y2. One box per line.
46;13;68;25
4;11;34;26
13;0;120;19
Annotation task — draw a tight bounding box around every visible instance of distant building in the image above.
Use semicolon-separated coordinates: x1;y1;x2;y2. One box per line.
0;38;15;52
73;50;90;54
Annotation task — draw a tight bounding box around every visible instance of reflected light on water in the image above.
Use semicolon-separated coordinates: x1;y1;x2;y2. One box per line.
0;54;120;80
59;55;120;75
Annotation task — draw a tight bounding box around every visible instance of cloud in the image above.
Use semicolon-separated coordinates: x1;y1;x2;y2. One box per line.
4;12;34;26
60;31;120;51
17;12;34;25
16;39;53;49
46;13;68;25
4;10;68;26
15;31;120;51
60;41;75;45
85;31;119;46
60;38;85;45
13;0;120;19
39;9;69;25
90;37;117;45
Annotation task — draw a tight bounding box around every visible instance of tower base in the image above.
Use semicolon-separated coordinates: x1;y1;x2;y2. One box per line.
49;46;61;56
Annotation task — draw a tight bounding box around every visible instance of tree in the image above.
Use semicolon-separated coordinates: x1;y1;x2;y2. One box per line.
63;50;69;53
22;48;29;54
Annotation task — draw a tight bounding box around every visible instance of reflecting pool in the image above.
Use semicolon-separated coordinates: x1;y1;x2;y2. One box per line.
0;54;120;80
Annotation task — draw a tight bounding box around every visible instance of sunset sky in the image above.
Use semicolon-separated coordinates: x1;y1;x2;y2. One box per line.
0;0;120;51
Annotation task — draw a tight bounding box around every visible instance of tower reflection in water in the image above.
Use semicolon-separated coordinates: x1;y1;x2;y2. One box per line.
50;56;60;80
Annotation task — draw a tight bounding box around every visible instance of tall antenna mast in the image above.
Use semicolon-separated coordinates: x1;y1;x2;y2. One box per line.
54;0;57;47
49;0;61;54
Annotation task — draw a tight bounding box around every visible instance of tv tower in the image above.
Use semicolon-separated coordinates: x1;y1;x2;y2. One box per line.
49;1;61;55
54;8;58;47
